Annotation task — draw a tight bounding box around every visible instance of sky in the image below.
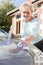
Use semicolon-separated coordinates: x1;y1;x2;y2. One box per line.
0;0;26;7
12;0;26;7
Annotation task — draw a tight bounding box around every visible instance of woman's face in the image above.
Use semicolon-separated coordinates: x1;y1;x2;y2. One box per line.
21;7;33;22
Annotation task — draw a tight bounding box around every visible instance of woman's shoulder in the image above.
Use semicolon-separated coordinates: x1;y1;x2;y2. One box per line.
33;17;39;22
33;17;39;23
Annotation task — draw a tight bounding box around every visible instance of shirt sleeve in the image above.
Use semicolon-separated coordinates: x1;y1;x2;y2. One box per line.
30;18;39;37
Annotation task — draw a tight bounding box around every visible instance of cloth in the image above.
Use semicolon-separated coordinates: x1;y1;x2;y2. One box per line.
17;41;29;50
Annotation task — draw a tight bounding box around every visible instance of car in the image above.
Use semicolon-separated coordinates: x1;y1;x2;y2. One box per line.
0;29;43;65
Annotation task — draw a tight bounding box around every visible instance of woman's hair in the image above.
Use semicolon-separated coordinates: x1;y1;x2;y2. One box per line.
20;1;34;13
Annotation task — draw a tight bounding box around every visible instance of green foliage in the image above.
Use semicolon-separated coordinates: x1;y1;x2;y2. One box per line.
0;1;15;32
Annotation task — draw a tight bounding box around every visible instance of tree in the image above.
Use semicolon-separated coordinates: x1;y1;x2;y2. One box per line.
0;1;16;32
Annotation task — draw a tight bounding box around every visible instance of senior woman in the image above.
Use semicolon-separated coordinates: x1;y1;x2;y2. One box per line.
9;1;42;51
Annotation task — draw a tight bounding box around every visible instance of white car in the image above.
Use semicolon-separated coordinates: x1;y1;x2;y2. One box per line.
0;29;43;65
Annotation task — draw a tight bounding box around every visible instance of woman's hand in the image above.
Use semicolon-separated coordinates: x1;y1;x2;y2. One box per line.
17;40;28;49
18;35;34;48
23;39;28;46
20;40;28;48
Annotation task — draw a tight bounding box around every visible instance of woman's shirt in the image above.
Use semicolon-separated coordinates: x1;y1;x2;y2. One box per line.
20;18;42;44
20;18;39;38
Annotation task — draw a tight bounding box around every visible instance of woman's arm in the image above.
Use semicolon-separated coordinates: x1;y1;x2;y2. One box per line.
25;35;34;42
23;35;34;45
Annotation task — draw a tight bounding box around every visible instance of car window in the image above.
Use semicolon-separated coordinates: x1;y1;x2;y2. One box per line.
0;29;7;37
0;31;6;36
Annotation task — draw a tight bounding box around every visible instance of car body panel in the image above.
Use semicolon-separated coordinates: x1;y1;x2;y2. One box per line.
0;29;43;65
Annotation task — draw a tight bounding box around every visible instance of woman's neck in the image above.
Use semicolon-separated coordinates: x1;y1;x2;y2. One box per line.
26;17;34;22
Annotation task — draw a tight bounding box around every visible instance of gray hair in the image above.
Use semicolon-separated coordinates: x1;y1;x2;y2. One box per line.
20;1;34;13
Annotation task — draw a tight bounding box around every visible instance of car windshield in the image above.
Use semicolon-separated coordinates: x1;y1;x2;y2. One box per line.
0;31;6;36
0;29;7;37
